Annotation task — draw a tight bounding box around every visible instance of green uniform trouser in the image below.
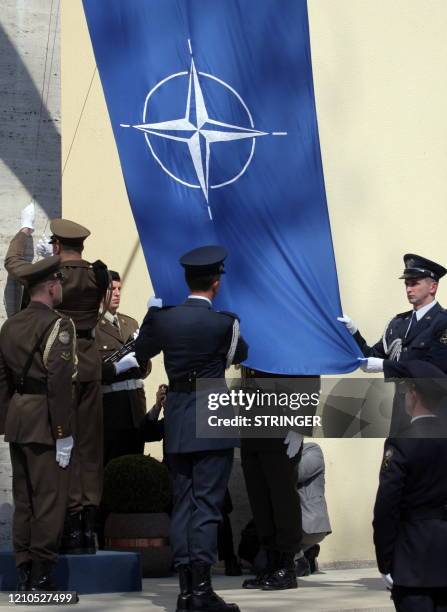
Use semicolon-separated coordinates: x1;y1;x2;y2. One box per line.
10;442;70;566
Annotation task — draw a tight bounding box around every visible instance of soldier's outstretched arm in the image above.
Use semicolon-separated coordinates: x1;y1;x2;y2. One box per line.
4;230;33;281
372;440;407;575
353;330;386;358
44;317;76;441
135;308;162;365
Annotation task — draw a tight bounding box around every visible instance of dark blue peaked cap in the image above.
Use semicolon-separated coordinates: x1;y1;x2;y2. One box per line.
180;245;227;276
400;253;446;281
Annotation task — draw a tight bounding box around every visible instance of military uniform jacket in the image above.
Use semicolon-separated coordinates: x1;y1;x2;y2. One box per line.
373;417;447;587
5;231;107;382
354;303;447;432
95;312;147;431
135;298;249;454
0;301;76;444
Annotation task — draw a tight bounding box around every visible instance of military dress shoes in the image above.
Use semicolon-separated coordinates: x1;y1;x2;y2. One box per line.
29;560;57;591
59;512;84;554
262;552;298;590
16;561;32;591
190;562;240;612
242;549;275;589
176;564;192;612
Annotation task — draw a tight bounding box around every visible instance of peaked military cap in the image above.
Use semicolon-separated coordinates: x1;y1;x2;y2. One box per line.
180;245;227;276
19;255;62;288
49;219;91;245
387;360;447;401
400;254;446;281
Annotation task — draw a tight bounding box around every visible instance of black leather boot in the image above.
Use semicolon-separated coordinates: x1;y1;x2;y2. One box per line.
242;549;276;589
176;564;192;612
190;562;240;612
304;544;320;573
59;512;84;554
16;561;32;591
29;560;57;591
81;506;97;554
262;552;298;590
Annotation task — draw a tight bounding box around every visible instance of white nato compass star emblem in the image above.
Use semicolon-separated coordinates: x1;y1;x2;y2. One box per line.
121;40;287;219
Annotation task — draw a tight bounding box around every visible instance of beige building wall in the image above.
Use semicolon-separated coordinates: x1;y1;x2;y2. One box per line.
61;0;447;566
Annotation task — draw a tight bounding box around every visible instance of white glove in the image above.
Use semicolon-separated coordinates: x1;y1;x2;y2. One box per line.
114;351;139;375
381;573;393;589
20;202;35;231
132;328;140;340
36;235;53;258
337;313;357;335
358;357;384;373
148;296;163;309
284;430;302;459
56;436;74;468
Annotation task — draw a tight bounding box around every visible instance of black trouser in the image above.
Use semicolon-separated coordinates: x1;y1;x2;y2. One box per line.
392;587;447;612
10;442;70;565
241;443;302;553
167;449;233;566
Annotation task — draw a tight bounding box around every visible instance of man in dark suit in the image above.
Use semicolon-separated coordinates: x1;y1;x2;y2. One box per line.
373;360;447;612
0;257;76;591
96;270;150;466
338;254;447;434
135;246;248;612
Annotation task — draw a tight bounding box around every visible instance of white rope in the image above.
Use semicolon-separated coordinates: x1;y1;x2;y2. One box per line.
226;319;240;369
381;318;402;361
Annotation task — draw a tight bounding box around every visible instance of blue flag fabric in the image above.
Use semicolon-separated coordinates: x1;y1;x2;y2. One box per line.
83;0;361;374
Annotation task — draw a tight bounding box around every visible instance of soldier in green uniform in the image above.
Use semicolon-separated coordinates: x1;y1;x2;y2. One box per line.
95;270;150;466
5;214;110;554
0;257;76;591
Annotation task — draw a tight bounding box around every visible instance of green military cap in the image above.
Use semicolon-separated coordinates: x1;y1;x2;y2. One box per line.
49;218;91;245
19;255;63;288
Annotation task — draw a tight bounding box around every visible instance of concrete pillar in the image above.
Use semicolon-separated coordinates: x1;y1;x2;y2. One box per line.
0;0;60;551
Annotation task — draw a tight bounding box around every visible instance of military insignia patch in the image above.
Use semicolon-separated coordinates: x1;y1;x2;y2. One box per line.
439;330;447;345
381;448;394;471
58;331;70;345
61;352;72;361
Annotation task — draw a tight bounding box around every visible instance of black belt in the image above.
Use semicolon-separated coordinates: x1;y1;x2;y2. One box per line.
403;504;447;521
13;378;47;395
76;329;94;339
169;380;196;393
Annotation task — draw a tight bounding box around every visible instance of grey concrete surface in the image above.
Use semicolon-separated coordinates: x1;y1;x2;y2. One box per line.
0;568;394;611
0;0;61;550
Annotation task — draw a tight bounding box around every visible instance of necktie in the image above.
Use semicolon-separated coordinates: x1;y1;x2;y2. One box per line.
405;311;417;338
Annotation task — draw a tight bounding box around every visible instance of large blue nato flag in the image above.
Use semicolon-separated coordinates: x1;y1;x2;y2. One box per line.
83;0;361;374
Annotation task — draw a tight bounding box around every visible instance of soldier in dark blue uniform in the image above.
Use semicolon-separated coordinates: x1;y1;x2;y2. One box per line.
339;254;447;434
373;360;447;612
135;246;248;612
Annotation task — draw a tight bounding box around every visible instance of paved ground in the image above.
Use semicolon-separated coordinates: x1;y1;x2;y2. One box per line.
0;567;394;611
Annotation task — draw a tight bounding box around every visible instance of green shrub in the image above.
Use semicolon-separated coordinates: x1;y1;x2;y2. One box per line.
103;454;172;513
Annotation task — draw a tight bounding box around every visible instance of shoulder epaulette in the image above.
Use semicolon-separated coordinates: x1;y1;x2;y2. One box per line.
217;310;240;321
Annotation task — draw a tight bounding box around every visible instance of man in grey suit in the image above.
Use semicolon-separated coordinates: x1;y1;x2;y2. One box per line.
295;442;331;575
